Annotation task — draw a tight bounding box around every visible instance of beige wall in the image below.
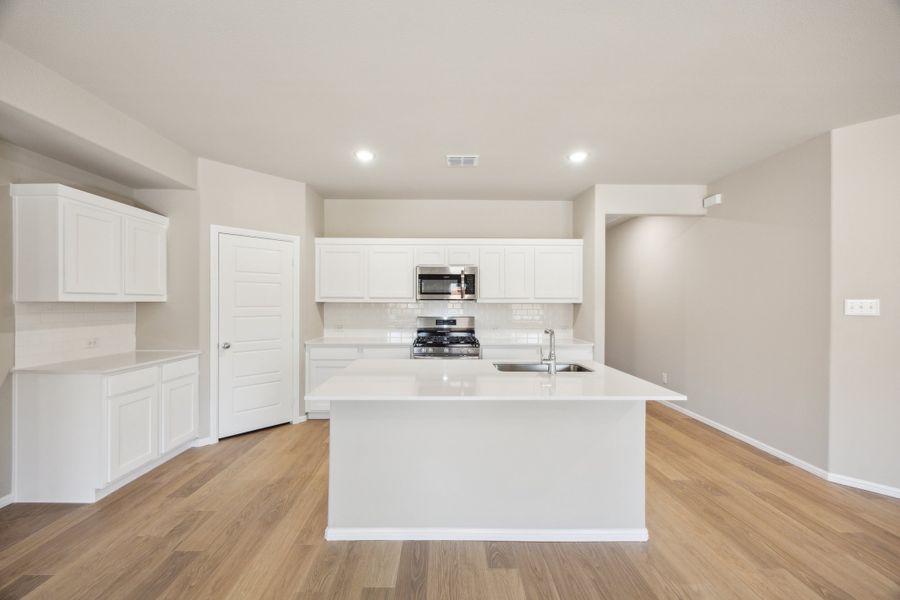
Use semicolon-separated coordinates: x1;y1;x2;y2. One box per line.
606;135;833;469
135;189;201;351
197;158;309;437
302;186;325;391
0;41;197;189
0;140;135;498
572;187;600;358
136;158;322;439
325;198;573;238
829;115;900;489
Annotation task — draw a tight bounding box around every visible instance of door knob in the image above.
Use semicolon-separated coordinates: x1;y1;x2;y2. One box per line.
221;342;231;350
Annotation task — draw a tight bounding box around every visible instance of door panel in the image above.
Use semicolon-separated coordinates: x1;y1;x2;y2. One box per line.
504;247;534;300
415;246;446;266
446;246;479;266
63;201;122;295
533;246;581;301
317;245;366;300
218;234;295;437
161;374;198;452
107;384;159;482
477;247;504;299
124;217;167;296
367;245;415;300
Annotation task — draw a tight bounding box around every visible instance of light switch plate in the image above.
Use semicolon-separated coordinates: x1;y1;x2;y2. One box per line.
844;299;880;316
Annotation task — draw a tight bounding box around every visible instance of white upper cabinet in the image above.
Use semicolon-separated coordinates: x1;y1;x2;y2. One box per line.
503;247;534;300
533;245;582;302
125;217;168;298
316;238;582;303
477;247;505;300
317;244;367;300
62;201;123;296
446;246;479;266
412;245;479;267
367;245;415;300
12;184;168;302
414;246;446;266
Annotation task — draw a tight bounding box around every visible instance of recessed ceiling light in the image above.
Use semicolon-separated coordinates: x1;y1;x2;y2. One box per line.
355;149;375;163
568;151;588;164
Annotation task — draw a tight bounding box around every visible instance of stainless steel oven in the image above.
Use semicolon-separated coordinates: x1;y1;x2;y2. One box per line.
415;266;477;301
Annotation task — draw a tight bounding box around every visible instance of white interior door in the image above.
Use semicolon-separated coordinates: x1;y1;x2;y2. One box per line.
218;233;295;437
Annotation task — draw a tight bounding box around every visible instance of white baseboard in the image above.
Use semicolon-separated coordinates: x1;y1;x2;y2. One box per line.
307;411;330;420
661;401;900;500
192;437;218;447
827;473;900;500
292;415;308;424
661;401;828;478
324;527;649;542
0;492;14;509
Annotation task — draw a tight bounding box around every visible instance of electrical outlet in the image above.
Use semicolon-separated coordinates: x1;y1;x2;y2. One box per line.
662;372;668;384
85;337;99;348
844;299;880;316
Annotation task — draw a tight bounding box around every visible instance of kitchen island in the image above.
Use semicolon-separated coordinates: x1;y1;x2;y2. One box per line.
307;359;686;542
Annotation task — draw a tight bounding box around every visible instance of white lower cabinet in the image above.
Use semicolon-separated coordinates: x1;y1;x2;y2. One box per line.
15;355;199;503
307;359;356;413
161;374;200;452
107;382;159;482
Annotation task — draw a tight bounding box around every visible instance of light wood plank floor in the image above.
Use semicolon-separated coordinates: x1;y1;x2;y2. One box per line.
1;403;899;599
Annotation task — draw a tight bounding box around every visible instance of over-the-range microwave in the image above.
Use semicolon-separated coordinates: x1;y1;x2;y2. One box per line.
416;266;477;301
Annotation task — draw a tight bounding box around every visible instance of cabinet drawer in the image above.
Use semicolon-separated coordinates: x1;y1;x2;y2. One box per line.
308;346;360;360
361;346;410;359
107;367;158;396
161;357;199;382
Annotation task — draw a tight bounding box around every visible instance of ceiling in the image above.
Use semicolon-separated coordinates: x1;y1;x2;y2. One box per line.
1;1;899;199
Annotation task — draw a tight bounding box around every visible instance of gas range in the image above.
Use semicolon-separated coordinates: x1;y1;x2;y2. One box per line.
411;316;481;359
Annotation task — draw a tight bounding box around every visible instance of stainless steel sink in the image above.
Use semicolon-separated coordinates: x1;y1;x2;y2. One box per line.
493;362;594;373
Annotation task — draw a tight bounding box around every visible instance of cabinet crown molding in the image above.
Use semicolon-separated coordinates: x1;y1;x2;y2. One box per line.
11;183;168;225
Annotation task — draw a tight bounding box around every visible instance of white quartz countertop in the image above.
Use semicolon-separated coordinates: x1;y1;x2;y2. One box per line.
306;359;685;402
305;336;593;347
14;350;201;375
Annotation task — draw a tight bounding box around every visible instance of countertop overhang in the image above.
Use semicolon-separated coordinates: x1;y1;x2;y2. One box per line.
306;359;686;402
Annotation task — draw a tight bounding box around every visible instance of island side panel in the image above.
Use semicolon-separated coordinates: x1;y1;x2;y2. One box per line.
327;399;646;541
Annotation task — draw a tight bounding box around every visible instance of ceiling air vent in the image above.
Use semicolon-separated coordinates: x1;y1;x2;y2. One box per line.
446;155;479;168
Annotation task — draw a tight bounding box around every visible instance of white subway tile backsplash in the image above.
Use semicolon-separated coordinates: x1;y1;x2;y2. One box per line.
324;302;574;341
14;302;137;368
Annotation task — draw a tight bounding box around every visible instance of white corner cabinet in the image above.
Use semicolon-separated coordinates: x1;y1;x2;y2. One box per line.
15;355;199;503
12;183;168;302
315;238;582;303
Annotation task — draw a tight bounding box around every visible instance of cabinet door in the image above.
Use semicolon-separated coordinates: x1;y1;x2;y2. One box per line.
478;247;505;300
367;245;415;301
124;217;167;298
317;245;366;300
415;246;446;266
161;374;198;452
107;383;159;482
533;245;582;302
504;247;534;300
63;201;123;296
446;246;479;266
307;359;355;412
